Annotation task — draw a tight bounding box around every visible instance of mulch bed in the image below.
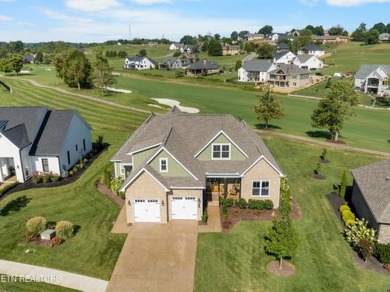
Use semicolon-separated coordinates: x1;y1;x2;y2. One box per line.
0;148;107;202
221;199;301;232
266;260;296;276
96;179;124;206
326;192;389;275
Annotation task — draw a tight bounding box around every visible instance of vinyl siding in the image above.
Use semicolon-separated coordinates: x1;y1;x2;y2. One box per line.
197;133;246;161
149;149;190;177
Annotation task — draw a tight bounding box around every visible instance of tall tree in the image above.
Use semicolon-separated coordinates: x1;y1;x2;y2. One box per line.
256;43;275;59
230;31;238;41
254;85;284;128
258;25;273;36
265;217;300;270
8;53;24;74
52;53;66;83
207;38;222;56
371;22;387;34
311;79;358;141
238;30;250;39
313;25;324;36
329;25;348;36
64;49;93;90
364;29;380;45
351;22;367;41
179;35;196;45
93;46;117;95
35;51;44;64
305;25;315;34
9;41;24;53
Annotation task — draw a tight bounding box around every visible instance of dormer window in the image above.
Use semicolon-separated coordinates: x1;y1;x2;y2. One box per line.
212;143;230;160
160;158;168;172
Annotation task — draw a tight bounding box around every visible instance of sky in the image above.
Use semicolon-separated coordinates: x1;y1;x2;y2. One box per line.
0;0;390;43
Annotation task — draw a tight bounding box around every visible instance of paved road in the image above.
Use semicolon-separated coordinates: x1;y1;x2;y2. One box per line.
256;129;390;157
242;52;256;62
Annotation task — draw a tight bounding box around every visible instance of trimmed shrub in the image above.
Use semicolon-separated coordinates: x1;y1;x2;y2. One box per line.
26;217;47;235
376;243;390;264
220;197;234;208
342;210;356;222
50;237;63;247
55;220;74;240
201;209;208;223
0;181;19;197
237;198;248;209
32;173;42;184
339;205;350;212
41;173;50;183
264;200;274;210
248;199;265;210
118;191;125;200
50;174;61;182
345;219;356;227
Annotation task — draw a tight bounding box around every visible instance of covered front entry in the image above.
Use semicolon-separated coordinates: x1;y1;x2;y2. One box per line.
171;197;197;220
206;177;241;202
0;157;15;183
133;199;161;223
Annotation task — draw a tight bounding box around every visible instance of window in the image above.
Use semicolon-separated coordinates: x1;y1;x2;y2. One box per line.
160;158;168;172
75;144;78;151
252;180;270;196
120;164;133;178
83;139;86;151
212;143;230;159
42;158;49;172
67;151;71;164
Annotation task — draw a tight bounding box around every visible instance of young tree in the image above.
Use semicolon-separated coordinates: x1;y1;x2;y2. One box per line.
363;29;380;45
256;43;275;59
313;25;324;36
8;53;24;75
254;85;284;128
35;51;44;64
311;79;358;141
235;60;242;71
93;46;117;95
52;53;66;83
207;38;222;56
265;217;299;269
279;178;292;220
64;49;93;90
138;49;147;56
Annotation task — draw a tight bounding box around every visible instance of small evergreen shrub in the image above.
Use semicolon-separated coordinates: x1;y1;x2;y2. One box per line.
342;210;356;222
263;200;274;210
50;237;63;247
345;219;356;227
55;220;74;240
201;209;208;223
0;181;19;197
32;173;42;184
237;198;248;209
340;170;347;198
376;243;390;264
50;174;61;182
248;199;265;210
339;205;350;212
26;217;47;235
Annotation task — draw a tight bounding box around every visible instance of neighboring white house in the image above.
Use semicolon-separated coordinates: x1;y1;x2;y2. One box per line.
238;60;277;82
269;33;295;42
354;64;390;96
379;33;390;42
124;56;156;70
169;43;183;50
273;51;296;65
245;33;265;41
297;45;325;57
293;55;323;70
0;107;92;183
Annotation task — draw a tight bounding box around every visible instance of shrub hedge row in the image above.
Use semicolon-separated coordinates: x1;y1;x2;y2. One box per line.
0;181;19;198
220;197;274;211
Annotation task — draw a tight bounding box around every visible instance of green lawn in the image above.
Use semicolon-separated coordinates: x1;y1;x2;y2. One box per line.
0;78;149;280
195;136;388;291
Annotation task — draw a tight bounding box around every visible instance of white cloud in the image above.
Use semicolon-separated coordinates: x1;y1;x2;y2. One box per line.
131;0;174;4
0;15;12;21
43;9;92;23
64;0;121;12
327;0;390;6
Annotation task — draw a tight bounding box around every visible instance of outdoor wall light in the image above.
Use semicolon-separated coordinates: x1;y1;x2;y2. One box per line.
16;165;20;169
128;200;131;206
198;198;201;208
162;200;165;206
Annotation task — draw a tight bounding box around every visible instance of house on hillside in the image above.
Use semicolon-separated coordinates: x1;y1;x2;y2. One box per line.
0;106;92;184
169;43;183;50
111;107;284;223
186;60;220;77
238;60;277;83
276;43;289;51
351;160;390;243
222;44;240;56
314;35;348;44
269;33;295;42
354;64;390;96
273;51;296;65
268;64;310;88
22;55;35;64
124;56;157;70
293;55;323;70
158;57;191;70
297;45;325;57
244;33;265;41
379;33;390;42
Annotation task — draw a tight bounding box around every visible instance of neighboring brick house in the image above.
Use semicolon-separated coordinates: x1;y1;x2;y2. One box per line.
111;107;284;224
314;35;348;44
354;64;390;96
186;60;220;77
238;60;277;82
268;64;310;88
351;160;390;243
222;44;240;56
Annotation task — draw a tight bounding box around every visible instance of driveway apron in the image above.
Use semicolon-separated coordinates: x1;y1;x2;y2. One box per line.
106;221;198;292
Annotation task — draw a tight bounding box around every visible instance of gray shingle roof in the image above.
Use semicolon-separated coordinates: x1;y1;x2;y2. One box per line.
29;110;76;156
274;51;291;60
351;160;390;223
114;111;284;189
2;124;30;148
296;54;315;63
126;56;157;65
242;60;274;72
300;45;324;51
269;64;309;75
188;60;220;70
0;106;48;143
355;64;390;79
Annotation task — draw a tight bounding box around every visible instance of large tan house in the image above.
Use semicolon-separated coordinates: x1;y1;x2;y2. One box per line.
111;107;284;224
268;64;310;88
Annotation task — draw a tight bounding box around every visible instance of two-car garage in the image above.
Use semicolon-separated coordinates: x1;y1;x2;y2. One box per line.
132;196;198;223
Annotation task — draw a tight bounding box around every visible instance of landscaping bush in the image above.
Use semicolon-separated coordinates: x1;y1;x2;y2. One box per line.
103;167;112;188
264;200;274;210
345;219;356;227
376;243;390;264
339;205;350;212
26;216;47;235
32;173;42;184
50;237;63;247
345;218;377;261
342;210;355;222
237;198;248;209
0;181;19;197
110;177;124;195
220;197;235;208
41;173;50;183
50;174;61;182
248;199;264;210
118;191;125;200
201;209;208;224
55;220;74;240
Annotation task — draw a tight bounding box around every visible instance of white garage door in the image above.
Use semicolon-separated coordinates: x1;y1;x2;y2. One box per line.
133;199;160;222
171;197;197;220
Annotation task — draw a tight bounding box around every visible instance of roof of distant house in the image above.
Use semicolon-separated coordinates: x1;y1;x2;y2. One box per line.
270;64;309;75
241;60;274;72
126;56;157;65
187;60;220;70
300;45;324;51
355;64;390;79
351;160;390;223
274;50;295;60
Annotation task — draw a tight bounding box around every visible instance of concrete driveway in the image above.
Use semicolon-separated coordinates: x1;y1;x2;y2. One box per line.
106;221;198;292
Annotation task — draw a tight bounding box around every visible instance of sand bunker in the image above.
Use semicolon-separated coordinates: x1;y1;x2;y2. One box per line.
105;87;132;94
152;98;199;113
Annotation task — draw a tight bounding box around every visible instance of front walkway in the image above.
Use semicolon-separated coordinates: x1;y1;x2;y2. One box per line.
0;259;108;292
198;203;222;233
107;221;198;292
